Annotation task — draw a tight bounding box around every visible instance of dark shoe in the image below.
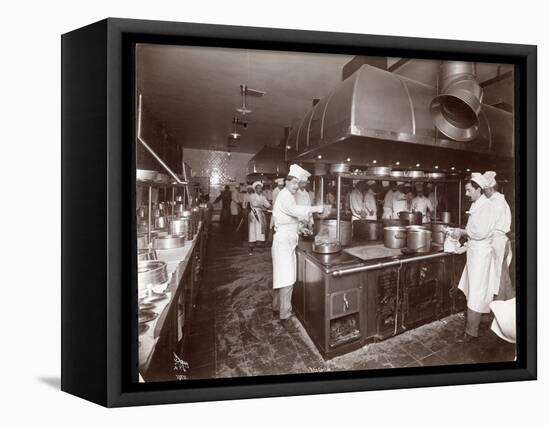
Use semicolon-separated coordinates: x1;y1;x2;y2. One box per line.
280;317;297;331
457;332;478;343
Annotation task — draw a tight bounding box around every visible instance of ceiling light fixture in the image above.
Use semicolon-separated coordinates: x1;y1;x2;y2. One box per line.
416;163;420;167
228;121;241;140
236;84;266;115
372;160;377;164
346;157;351;162
317;154;323;159
435;165;439;169
395;161;400;166
451;166;455;171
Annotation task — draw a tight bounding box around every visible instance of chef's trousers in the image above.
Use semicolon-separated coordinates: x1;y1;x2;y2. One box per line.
465;308;482;337
273;284;293;319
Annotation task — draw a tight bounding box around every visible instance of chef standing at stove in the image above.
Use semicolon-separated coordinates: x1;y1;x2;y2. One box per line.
452;173;498;341
271;164;325;322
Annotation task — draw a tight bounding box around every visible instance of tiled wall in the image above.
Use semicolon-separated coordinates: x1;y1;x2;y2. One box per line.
183;148;254;195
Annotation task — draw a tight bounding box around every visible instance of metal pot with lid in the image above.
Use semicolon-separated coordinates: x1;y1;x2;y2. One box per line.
312;240;342;254
383;226;407;249
407;229;432;253
431;221;450;244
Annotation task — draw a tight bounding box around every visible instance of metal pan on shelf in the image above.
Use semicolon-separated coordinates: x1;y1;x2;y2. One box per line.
368;166;392;176
406;170;426;179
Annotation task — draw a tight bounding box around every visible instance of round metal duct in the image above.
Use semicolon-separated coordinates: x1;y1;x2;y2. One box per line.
430;61;484;142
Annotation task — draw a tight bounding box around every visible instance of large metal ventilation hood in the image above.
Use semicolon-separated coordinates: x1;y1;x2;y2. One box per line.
286;64;513;172
247;146;288;177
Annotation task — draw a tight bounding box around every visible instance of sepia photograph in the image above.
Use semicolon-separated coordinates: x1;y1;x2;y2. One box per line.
134;43;517;383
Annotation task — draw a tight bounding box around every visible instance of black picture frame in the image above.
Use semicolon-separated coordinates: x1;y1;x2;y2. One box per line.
61;17;537;407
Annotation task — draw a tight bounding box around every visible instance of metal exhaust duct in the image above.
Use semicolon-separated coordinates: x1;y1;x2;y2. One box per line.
430;62;484;142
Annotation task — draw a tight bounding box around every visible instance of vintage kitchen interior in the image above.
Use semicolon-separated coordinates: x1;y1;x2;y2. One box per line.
135;43;517;383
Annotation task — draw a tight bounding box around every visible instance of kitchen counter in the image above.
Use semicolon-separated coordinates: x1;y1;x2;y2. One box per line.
139;219;209;380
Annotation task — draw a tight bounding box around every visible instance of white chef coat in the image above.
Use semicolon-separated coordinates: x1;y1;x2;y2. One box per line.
411;195;434;223
382;189;395;219
230;189;240;215
458;194;498;313
248;193;271;242
391;190;409;219
489;192;513;295
272;188;316;289
349;189;364;221
363;189;377;220
270;186;283;228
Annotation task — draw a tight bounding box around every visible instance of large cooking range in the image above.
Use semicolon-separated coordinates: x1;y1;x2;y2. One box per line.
294;233;466;359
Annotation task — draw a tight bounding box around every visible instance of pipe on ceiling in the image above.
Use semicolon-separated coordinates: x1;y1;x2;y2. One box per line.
430;61;484;142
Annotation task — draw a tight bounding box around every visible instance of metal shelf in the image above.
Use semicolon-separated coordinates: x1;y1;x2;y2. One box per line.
136;179;188;188
333;173;461;184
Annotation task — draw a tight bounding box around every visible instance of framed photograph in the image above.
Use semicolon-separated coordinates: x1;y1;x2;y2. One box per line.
61;18;537;407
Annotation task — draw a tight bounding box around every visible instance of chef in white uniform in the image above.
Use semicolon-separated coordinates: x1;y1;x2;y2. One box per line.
452;173;498;340
391;182;409;219
271;165;324;321
411;185;434;223
483;171;513;300
363;181;378;220
230;185;241;225
349;181;365;221
247;181;271;254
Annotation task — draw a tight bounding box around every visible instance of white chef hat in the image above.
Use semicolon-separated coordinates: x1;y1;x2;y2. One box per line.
382;181;389;187
246;184;253;189
288;164;310;182
470;172;489;189
396;181;404;186
275;177;284;185
483;171;497;188
252;181;263;189
366;180;376;185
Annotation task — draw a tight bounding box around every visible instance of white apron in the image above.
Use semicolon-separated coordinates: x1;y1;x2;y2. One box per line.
271;224;299;289
458;195;498;313
248;208;266;242
492;231;513;295
458;239;497;313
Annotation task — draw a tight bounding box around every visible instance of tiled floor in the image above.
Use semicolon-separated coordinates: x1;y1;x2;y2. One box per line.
181;223;516;379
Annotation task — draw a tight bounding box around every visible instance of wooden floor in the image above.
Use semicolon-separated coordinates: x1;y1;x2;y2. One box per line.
181;222;516;380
